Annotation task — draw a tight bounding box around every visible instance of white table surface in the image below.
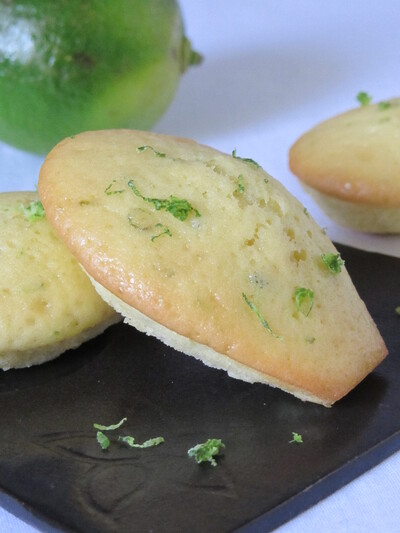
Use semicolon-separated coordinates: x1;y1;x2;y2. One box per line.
1;1;399;531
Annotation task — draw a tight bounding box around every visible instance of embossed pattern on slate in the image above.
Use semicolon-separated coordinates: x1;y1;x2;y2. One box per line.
0;244;398;533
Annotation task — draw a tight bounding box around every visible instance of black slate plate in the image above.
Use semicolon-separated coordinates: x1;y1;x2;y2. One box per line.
0;244;399;533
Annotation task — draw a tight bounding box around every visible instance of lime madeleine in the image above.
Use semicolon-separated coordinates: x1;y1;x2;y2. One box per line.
0;0;201;153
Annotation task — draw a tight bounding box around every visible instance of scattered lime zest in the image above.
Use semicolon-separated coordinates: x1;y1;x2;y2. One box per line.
79;200;90;206
306;336;316;344
128;180;200;221
295;287;314;317
137;145;166;158
93;417;127;431
96;431;110;450
242;292;281;338
357;91;372;106
118;436;165;448
93;417;164;451
303;207;309;217
104;180;124;195
187;438;225;466
289;432;303;444
151;223;172;241
234;174;245;194
264;178;269;185
21;200;45;221
232;148;260;168
321;252;345;274
378;101;391;110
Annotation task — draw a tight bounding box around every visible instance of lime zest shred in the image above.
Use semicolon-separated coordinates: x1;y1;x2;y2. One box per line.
321;252;345;274
234;174;245;194
93;417;127;431
378;101;391;110
242;292;281;338
96;431;110;450
151;223;172;241
357;91;372;106
118;436;165;448
289;432;303;444
93;417;165;452
104;179;125;195
395;306;400;316
187;438;225;466
137;145;166;158
232;148;260;168
21;200;45;221
128;180;200;221
295;287;314;317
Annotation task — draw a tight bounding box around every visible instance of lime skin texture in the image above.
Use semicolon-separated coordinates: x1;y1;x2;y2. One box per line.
0;0;199;153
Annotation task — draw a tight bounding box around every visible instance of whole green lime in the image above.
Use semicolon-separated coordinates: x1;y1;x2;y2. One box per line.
0;0;201;153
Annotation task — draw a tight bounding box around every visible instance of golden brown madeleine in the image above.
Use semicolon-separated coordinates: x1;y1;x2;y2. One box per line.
39;130;387;405
0;191;119;369
289;98;400;233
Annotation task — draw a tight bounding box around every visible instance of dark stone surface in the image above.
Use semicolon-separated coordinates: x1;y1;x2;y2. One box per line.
0;244;398;532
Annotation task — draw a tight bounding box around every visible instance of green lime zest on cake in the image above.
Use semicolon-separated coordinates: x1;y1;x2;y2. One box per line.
21;200;45;221
321;252;344;274
137;145;166;158
232;148;260;168
295;287;314;317
128;180;200;221
242;292;281;338
104;180;125;195
234;174;245;194
378;101;391;110
151;223;172;241
356;91;372;106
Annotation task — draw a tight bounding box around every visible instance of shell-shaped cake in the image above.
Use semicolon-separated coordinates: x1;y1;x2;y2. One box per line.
0;191;119;369
289;98;400;233
39;130;387;406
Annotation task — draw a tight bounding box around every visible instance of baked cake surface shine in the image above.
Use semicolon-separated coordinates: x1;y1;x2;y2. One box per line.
39;130;387;405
